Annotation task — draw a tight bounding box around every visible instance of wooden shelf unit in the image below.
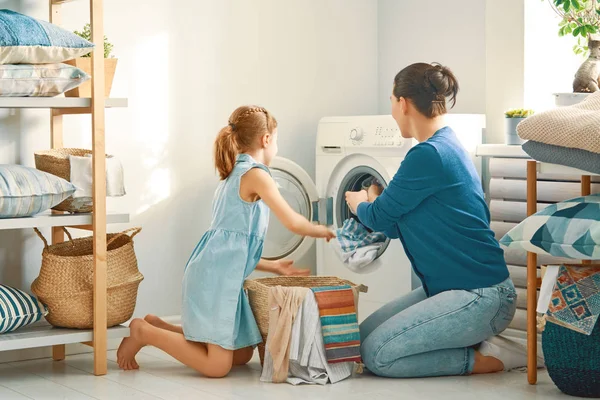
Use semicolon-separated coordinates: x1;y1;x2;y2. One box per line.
476;145;599;385
0;0;128;377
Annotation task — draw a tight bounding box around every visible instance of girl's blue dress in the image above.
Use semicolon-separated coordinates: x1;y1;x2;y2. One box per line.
182;154;268;350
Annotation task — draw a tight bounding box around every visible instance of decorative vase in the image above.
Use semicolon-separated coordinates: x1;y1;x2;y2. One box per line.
543;320;600;398
64;58;117;98
504;117;525;145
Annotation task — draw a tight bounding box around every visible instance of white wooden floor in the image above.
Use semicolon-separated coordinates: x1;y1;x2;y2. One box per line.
0;348;583;400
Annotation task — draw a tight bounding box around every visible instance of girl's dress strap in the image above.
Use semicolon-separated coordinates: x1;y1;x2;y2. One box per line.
236;154;271;176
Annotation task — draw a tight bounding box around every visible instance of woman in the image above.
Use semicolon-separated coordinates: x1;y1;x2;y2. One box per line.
345;63;530;378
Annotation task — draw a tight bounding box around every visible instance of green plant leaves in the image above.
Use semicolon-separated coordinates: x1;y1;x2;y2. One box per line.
73;23;114;58
564;0;571;12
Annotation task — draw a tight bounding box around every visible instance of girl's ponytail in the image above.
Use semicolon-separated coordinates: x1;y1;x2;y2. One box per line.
214;125;237;180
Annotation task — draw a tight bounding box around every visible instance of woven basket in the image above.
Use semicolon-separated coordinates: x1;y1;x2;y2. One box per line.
31;227;144;329
543;319;600;398
34;148;109;213
244;276;368;365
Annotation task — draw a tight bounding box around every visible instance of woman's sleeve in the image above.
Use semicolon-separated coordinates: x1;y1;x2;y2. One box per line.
356;144;445;233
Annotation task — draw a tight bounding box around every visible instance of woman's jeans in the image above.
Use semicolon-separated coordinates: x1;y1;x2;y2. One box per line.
360;278;517;378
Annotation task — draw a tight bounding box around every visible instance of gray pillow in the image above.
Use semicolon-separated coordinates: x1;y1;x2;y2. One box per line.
522;141;600;175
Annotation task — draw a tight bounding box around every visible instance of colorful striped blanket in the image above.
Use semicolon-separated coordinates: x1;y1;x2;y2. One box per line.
311;285;361;364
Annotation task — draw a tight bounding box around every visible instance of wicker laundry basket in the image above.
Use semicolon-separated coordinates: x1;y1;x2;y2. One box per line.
244;276;368;365
31;227;144;329
34;148;110;213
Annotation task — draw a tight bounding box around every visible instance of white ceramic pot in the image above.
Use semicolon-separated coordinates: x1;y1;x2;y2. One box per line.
553;92;590;107
504;117;525;145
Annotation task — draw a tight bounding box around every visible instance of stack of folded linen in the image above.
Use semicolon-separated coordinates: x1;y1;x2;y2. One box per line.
517;91;600;174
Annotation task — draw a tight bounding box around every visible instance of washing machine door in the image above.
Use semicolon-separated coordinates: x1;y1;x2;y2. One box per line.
263;157;321;262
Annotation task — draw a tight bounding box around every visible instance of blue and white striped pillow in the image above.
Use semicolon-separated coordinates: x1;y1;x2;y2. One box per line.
0;165;76;218
0;285;48;333
0;9;94;64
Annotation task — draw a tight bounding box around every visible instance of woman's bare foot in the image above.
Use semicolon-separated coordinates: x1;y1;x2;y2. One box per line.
117;318;148;371
471;350;504;374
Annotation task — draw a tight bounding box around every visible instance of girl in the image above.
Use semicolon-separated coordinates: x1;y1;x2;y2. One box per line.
345;63;533;378
118;106;335;377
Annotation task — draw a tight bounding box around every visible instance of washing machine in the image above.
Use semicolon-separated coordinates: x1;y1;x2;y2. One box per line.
260;114;485;320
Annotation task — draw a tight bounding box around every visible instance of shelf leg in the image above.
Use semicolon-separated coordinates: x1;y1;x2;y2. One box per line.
50;1;65;362
526;160;538;385
582;175;593;265
52;345;66;361
91;0;108;377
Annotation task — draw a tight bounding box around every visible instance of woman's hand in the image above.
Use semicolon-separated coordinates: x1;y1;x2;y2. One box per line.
367;183;383;202
345;190;369;214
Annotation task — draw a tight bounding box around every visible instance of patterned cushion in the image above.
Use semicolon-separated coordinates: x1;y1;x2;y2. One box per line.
0;284;47;333
517;91;600;154
0;9;93;64
500;194;600;260
522;141;600;175
0;63;89;97
0;165;75;218
546;265;600;335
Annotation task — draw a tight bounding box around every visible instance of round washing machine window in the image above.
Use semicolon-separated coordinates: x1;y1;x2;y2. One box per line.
262;168;311;260
336;166;391;266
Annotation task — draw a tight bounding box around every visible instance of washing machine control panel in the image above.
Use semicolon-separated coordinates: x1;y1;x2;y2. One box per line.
349;124;403;147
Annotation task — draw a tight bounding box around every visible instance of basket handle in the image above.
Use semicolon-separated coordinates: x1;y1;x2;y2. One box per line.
107;227;142;247
33;227;74;249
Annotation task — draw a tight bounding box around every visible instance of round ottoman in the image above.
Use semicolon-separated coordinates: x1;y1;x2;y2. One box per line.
543;319;600;398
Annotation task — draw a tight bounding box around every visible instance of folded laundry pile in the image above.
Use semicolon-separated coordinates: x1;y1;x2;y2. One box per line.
517;91;600;174
332;218;386;270
260;284;361;385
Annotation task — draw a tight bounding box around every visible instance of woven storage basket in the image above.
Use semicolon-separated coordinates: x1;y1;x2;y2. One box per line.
543;319;600;398
34;148;109;213
244;276;367;365
31;227;144;329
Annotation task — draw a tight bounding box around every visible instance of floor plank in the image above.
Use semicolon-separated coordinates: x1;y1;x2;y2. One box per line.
0;350;582;400
8;359;159;400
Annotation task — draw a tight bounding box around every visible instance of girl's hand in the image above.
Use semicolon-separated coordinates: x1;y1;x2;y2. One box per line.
272;259;311;276
345;190;369;214
313;225;336;242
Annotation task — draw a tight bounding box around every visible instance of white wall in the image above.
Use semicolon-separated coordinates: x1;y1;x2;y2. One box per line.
0;0;378;327
524;0;583;112
485;0;525;144
377;0;486;115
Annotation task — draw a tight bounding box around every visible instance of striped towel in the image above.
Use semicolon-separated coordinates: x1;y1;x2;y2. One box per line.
311;285;361;364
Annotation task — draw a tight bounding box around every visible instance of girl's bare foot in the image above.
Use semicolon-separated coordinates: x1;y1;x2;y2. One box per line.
117;318;148;370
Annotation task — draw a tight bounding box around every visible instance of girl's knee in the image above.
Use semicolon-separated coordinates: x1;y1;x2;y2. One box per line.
233;347;254;366
203;362;232;378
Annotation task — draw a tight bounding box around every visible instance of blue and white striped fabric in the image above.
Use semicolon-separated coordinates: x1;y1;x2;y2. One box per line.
335;218;386;253
0;285;48;334
0;164;76;218
0;9;94;64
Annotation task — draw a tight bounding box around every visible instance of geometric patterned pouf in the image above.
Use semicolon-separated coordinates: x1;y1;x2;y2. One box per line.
543;319;600;398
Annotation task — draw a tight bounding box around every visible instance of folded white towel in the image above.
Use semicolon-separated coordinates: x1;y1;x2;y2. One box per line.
69;154;126;199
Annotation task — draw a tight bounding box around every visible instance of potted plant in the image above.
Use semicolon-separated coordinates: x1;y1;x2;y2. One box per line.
504;109;534;145
65;24;116;98
545;0;600;103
